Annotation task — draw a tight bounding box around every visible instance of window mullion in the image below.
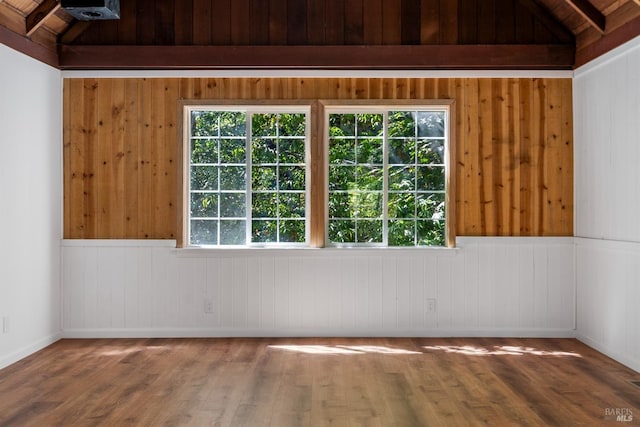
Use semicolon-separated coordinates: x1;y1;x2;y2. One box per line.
382;112;389;247
305;110;313;245
354;114;359;243
217;115;222;246
275;114;281;243
246;112;252;245
414;113;420;246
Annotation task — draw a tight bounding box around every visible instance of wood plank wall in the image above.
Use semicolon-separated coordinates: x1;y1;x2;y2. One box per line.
63;77;573;239
74;0;571;46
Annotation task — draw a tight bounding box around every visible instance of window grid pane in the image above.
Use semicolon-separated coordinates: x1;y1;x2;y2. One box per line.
328;110;446;247
387;110;446;247
328;113;385;244
190;119;250;244
250;113;307;244
188;108;307;245
189;109;307;246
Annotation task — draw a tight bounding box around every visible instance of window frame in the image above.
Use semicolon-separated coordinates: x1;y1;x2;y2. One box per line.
178;99;456;249
179;101;312;248
321;100;456;249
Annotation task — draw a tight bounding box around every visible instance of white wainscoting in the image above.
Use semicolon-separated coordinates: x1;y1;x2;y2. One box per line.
574;37;640;242
62;237;575;338
576;238;640;372
573;37;640;373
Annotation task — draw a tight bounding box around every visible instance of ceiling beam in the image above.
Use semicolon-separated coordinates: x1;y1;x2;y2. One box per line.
25;0;61;37
59;21;92;44
565;0;606;33
0;24;58;67
575;14;640;67
58;44;575;70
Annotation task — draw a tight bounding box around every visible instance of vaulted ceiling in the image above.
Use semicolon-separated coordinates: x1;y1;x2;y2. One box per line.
0;0;638;70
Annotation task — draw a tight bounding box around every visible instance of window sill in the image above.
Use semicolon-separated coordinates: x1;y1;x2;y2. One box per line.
174;245;460;258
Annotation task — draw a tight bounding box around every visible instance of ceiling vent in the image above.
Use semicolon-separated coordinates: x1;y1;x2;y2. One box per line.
61;0;120;20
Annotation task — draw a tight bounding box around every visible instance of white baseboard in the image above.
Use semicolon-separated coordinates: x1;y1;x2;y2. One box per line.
576;334;640;374
62;328;576;339
0;333;62;371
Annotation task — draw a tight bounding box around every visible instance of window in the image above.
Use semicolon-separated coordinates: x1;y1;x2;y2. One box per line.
181;101;453;248
327;108;449;247
185;107;309;246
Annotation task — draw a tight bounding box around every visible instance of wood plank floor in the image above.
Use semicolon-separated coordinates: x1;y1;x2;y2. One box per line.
0;338;638;426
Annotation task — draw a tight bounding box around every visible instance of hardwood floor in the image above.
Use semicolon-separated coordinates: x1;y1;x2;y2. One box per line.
0;338;638;426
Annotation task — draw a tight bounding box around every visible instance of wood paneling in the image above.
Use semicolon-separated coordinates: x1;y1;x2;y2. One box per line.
72;0;571;46
5;0;639;69
60;238;575;334
63;77;573;240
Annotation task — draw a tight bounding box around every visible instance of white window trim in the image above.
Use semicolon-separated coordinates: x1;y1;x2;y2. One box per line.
323;102;453;248
182;104;312;248
179;99;456;249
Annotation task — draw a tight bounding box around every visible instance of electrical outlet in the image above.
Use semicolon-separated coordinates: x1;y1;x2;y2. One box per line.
204;299;215;314
426;299;437;313
2;316;9;334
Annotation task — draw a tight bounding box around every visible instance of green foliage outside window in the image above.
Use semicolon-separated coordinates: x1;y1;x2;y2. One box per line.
189;110;307;246
187;107;447;247
250;113;306;244
328;110;446;246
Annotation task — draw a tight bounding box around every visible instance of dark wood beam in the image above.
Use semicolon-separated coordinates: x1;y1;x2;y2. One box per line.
565;0;606;33
58;44;575;70
26;0;61;37
0;24;58;67
517;0;575;43
59;21;92;44
575;15;640;67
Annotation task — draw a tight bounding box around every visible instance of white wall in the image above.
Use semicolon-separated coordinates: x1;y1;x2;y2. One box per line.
0;45;62;369
574;36;640;372
62;237;575;338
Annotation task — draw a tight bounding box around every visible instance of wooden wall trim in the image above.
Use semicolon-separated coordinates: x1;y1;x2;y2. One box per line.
0;24;58;67
309;100;325;248
61;70;576;79
574;15;640;67
58;44;575;70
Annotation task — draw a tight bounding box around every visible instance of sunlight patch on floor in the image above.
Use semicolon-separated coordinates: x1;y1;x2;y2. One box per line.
422;345;582;357
268;345;422;355
338;345;422;355
97;345;168;357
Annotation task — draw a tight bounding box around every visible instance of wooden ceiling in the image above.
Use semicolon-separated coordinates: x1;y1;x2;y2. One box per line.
0;0;638;69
